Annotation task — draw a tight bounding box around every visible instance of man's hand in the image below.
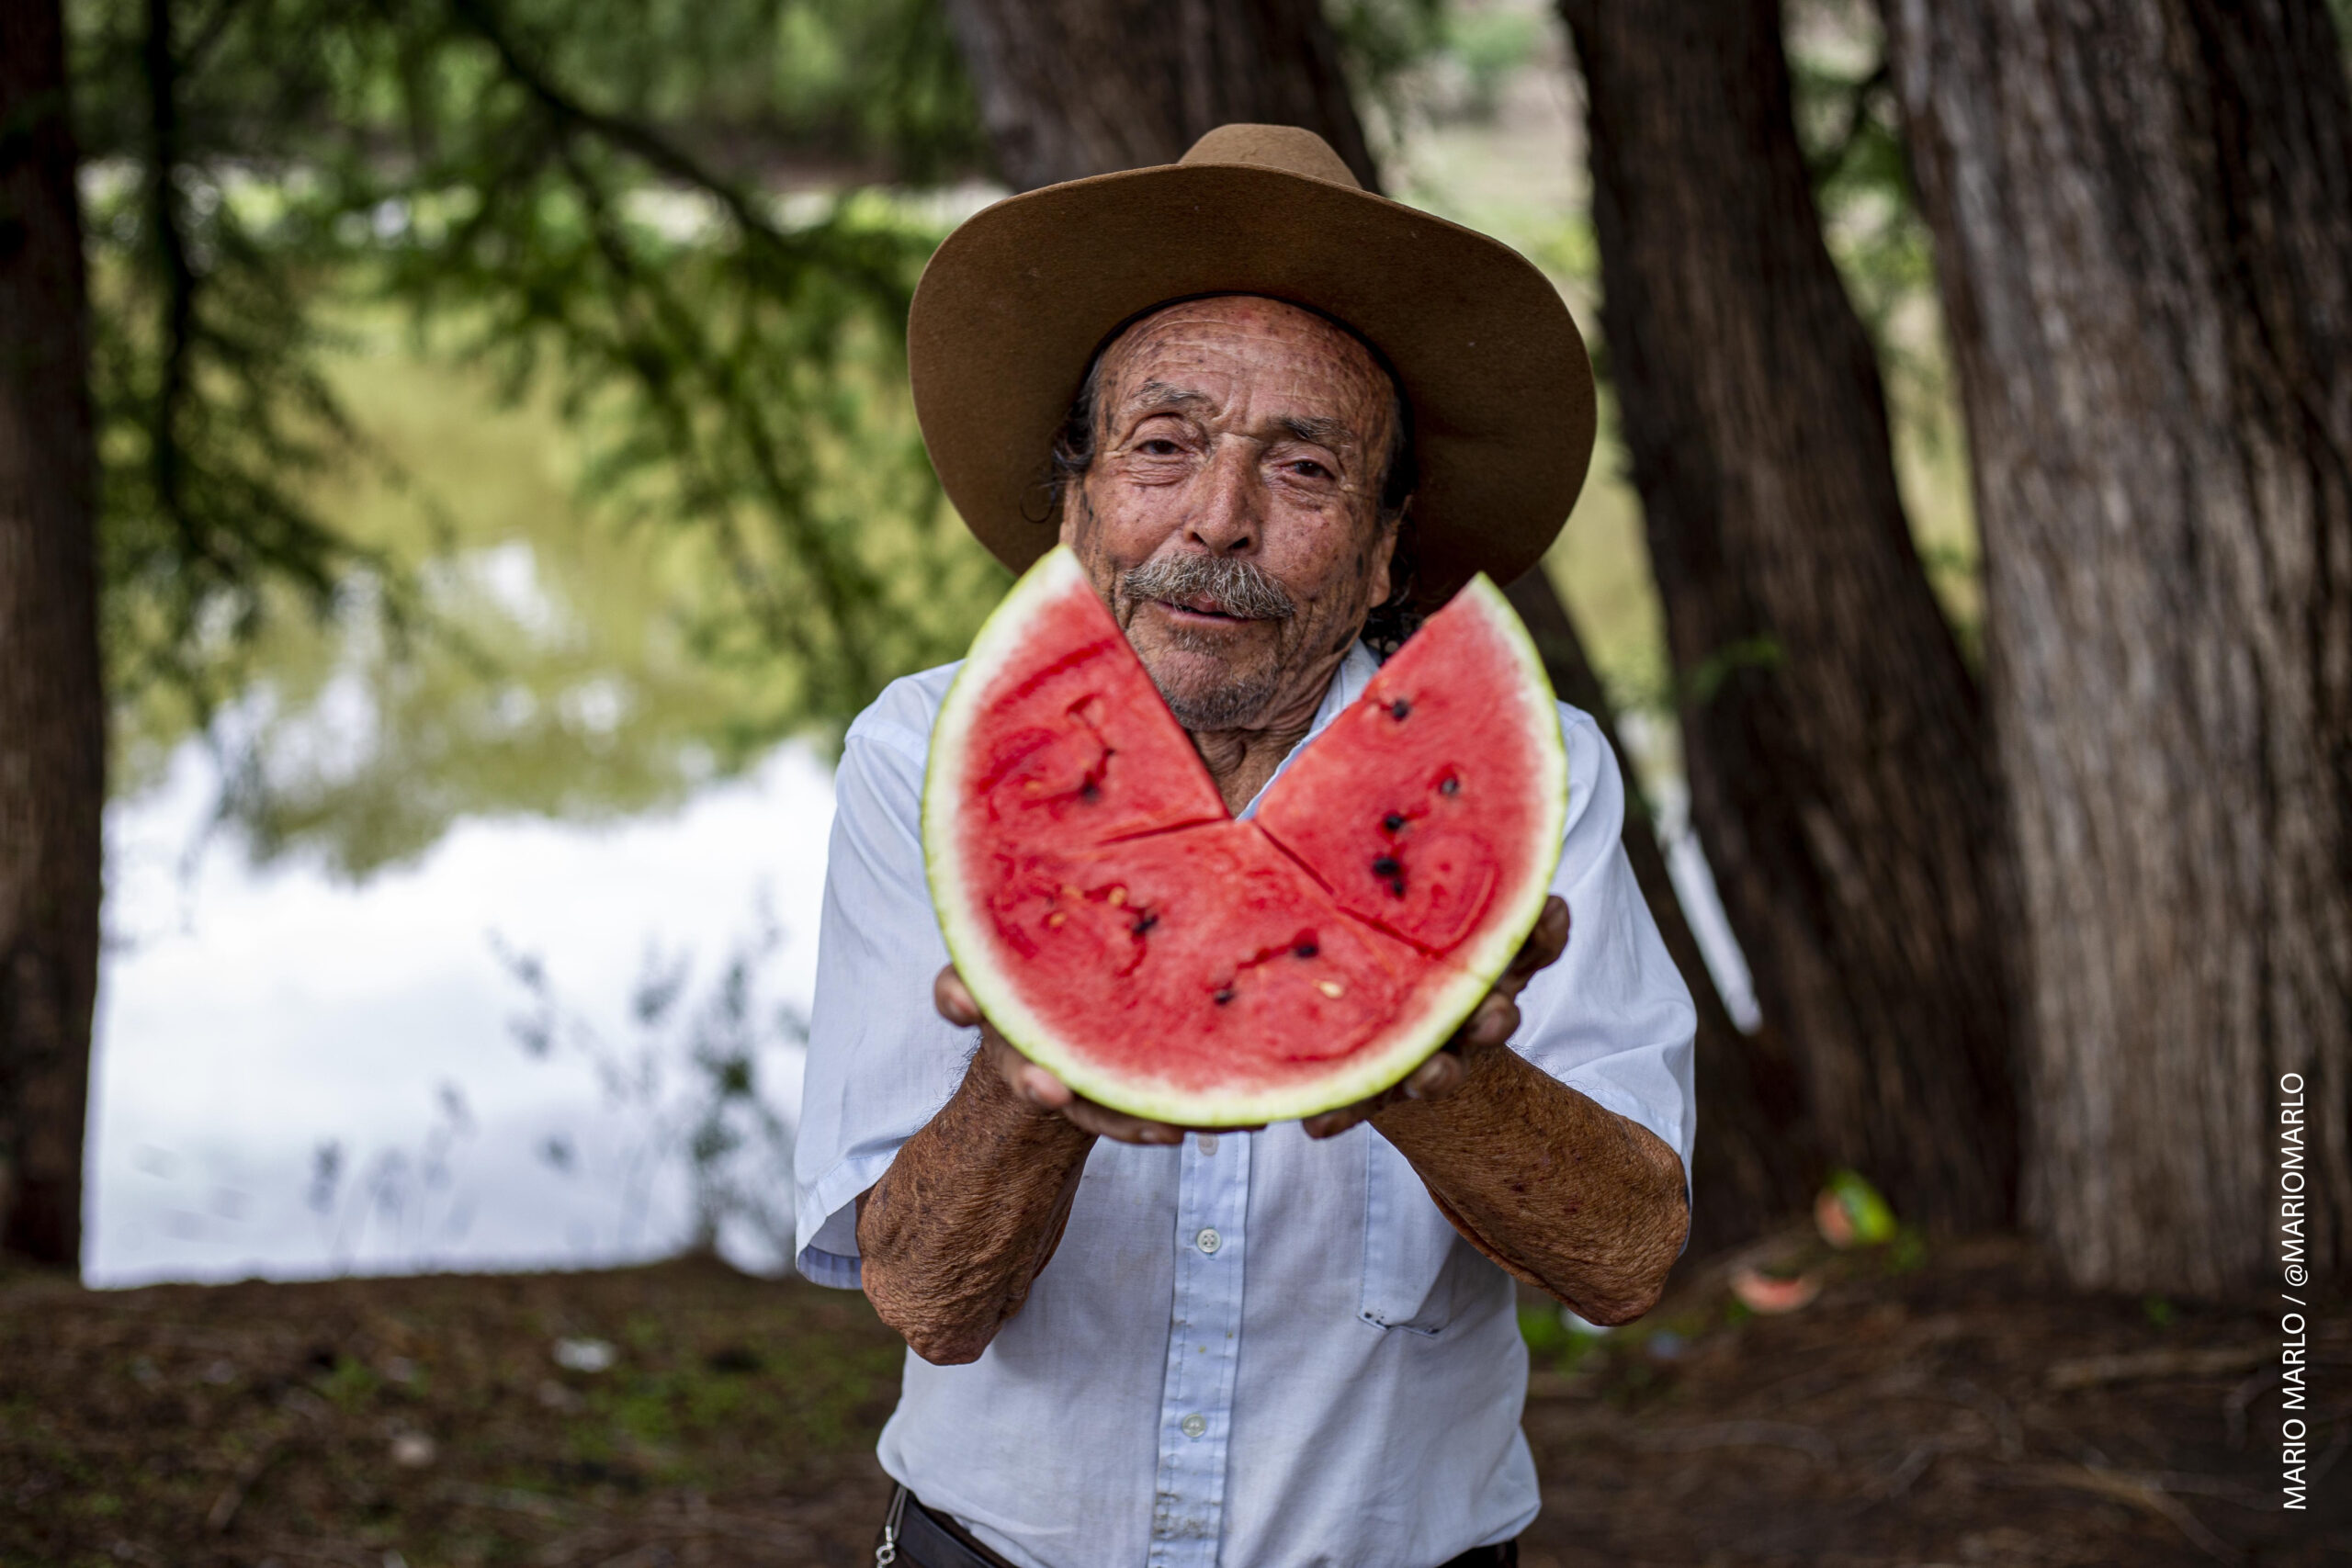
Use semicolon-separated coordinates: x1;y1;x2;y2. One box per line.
933;893;1570;1145
934;966;1263;1145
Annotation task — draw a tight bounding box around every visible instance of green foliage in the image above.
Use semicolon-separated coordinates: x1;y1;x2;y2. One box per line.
69;0;1001;830
1516;1301;1607;1373
1782;0;1927;348
440;0;989;186
1782;0;1983;664
1682;635;1785;710
1326;0;1448;155
100;311;1000;876
1882;1225;1928;1274
317;1353;383;1413
1442;6;1543;121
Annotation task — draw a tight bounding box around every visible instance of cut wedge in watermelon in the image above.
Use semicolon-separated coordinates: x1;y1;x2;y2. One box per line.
923;546;1567;1125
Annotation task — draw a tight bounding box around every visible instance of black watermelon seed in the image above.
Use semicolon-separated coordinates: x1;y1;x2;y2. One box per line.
1131;911;1158;936
1382;812;1405;833
1439;775;1460;796
1079;779;1102;801
1389;698;1412;720
1294;942;1318;959
1371;855;1401;878
1213;985;1236;1005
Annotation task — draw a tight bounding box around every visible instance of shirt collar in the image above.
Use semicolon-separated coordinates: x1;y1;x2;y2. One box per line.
1236;641;1383;820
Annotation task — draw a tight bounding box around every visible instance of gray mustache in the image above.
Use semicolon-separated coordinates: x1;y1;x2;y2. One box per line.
1121;552;1296;621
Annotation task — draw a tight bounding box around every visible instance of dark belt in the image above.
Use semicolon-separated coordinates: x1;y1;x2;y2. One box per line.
875;1484;1518;1568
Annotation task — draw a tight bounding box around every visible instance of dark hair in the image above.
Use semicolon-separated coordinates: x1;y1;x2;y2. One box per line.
1045;303;1424;652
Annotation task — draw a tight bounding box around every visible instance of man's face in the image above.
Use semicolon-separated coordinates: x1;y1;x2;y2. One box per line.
1060;296;1399;733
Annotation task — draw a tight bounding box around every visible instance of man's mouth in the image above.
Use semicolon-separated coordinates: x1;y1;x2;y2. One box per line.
1159;596;1256;623
1119;553;1296;625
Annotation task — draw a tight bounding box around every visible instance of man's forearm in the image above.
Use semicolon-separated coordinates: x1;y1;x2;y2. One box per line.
1374;1045;1688;1324
856;1055;1097;1364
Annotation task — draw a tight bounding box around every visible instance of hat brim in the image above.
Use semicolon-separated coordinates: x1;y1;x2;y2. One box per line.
908;162;1596;606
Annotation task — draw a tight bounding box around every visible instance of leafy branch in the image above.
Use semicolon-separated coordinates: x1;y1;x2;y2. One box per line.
79;0;998;769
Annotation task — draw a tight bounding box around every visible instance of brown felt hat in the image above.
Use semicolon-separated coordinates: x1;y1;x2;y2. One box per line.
908;124;1596;606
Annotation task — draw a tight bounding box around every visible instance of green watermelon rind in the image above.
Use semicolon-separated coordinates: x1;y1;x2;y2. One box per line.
923;547;1114;1113
922;546;1570;1127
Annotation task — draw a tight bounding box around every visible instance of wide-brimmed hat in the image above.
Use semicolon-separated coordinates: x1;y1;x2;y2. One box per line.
908;124;1596;606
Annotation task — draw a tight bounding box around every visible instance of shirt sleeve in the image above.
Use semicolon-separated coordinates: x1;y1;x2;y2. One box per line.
1510;705;1699;1195
792;717;975;1289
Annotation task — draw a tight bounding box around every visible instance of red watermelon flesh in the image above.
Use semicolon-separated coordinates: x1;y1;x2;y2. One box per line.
1253;597;1557;955
924;546;1566;1125
959;583;1227;848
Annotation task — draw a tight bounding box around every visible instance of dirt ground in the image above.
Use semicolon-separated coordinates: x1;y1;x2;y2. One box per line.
1;1235;2341;1567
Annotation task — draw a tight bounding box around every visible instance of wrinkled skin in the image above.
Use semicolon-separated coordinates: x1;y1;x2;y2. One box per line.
857;297;1689;1367
1066;294;1399;792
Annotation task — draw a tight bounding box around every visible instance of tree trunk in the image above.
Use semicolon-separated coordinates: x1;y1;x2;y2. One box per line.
0;0;105;1268
937;0;1380;191
1506;573;1816;1252
1886;0;2352;1294
1556;0;2019;1233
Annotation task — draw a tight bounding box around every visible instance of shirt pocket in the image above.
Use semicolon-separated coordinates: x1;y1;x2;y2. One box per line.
1358;1133;1477;1336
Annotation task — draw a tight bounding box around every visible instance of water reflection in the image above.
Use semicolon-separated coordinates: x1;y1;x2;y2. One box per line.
92;737;832;1287
109;305;1003;881
90;323;913;1285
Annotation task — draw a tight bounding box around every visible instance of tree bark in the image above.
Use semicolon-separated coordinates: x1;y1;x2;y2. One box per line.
1506;573;1815;1252
1886;0;2352;1294
0;0;105;1267
936;0;1380;191
1556;0;2019;1233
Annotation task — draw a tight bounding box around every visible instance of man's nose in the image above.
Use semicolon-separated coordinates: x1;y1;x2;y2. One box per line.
1182;438;1261;555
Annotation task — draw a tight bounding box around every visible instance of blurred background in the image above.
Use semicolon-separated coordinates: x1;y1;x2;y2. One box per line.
2;0;2346;1561
60;0;1839;1292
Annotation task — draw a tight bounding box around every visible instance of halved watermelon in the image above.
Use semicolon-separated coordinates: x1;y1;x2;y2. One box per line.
923;546;1567;1125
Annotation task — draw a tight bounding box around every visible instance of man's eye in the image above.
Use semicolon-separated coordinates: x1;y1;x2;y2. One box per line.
1288;459;1332;479
1137;439;1183;457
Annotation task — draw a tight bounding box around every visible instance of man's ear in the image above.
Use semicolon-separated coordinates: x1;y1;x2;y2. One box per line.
1365;501;1406;609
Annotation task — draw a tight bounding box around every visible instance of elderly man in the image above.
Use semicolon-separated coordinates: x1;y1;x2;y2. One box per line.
796;127;1696;1568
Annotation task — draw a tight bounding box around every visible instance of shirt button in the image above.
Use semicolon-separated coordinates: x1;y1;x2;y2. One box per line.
1181;1413;1208;1439
1195;1134;1218;1155
1195;1227;1222;1255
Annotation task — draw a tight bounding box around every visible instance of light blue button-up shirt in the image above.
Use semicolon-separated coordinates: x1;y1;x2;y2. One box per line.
796;643;1697;1568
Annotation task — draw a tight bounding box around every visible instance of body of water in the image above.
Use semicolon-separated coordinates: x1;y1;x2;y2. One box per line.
88;738;833;1287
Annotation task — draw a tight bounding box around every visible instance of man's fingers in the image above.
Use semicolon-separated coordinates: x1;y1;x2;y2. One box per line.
1302;1105;1371;1139
980;1031;1228;1145
933;965;981;1026
1403;1050;1465;1100
1461;993;1521;1051
1499;896;1570;993
1064;1100;1186;1145
1014;1061;1075;1109
970;997;1274;1145
1303;1048;1469;1139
